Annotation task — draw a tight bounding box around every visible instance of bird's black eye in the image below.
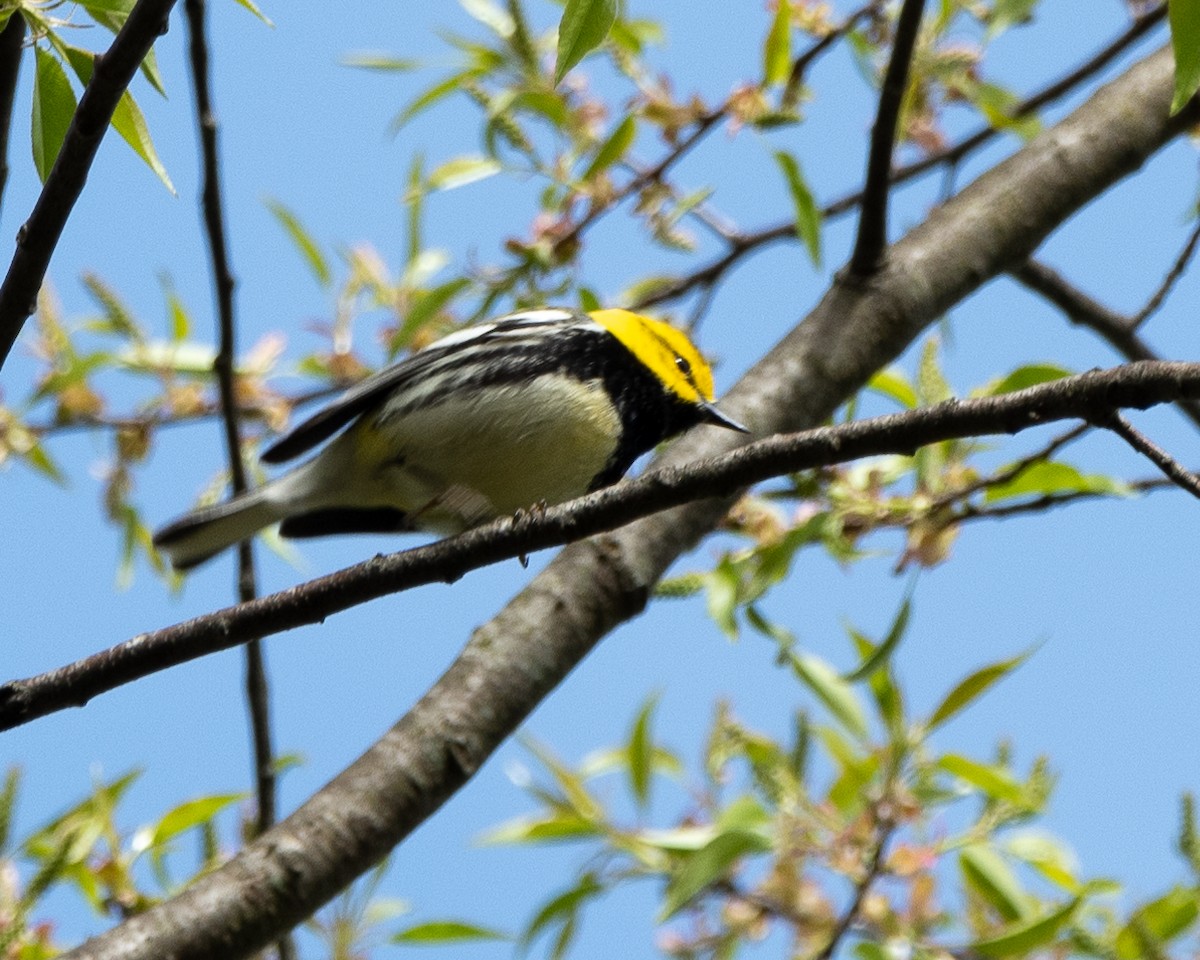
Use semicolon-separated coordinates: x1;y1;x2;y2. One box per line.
674;355;692;376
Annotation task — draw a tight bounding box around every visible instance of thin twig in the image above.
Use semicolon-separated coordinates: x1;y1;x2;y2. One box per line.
182;7;289;959
813;818;896;960
7;360;1200;732
786;0;884;97
635;7;1167;309
1102;412;1200;499
0;13;27;219
849;0;928;277
1010;259;1200;432
1131;218;1200;329
0;0;178;370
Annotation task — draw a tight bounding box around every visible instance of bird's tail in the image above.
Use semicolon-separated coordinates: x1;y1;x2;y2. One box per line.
153;487;286;571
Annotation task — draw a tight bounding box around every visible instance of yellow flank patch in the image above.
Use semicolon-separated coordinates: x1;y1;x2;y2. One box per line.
589;309;715;404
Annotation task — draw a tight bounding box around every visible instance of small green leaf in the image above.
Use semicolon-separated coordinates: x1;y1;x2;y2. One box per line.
926;650;1031;731
32;47;76;183
917;336;953;405
763;0;791;86
390;70;478;134
521;873;603;951
843;596;910;682
773;150;821;266
868;368;918;408
938;754;1024;803
984;461;1129;503
581;114;636;181
427;154;502;191
1170;0;1200;114
1005;831;1080;892
111;90;175;193
960;844;1029;921
790;652;869;740
660;829;772;920
705;555;741;639
970;898;1080;957
392;920;508;944
1115;887;1200;959
0;768;20;855
555;0;617;84
460;0;514;37
985;363;1071;395
137;793;244;851
480;812;601;845
231;0;273;25
627;695;657;808
265;199;331;288
342;52;421;71
24;443;67;485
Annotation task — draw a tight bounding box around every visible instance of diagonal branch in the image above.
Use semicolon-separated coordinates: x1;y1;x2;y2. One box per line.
1102;412;1200;499
1010;259;1200;432
49;44;1198;960
848;0;927;277
0;0;178;370
5;359;1200;733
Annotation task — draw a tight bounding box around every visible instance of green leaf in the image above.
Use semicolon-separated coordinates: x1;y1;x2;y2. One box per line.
773;150;821;266
0;767;20;855
984;460;1129;503
867;367;918;408
1170;0;1200;114
627;695;657;808
555;0;617;84
926;650;1031;731
111;90;174;192
705;555;741;639
342;52;421;71
960;844;1029;921
843;596;910;682
390;70;479;134
480;812;601;845
265;199;331;288
581;114;636;181
985;363;1071;395
32;47;76;183
938;754;1024;804
660;829;772;920
24;443;67;485
1115;888;1200;959
970;898;1080;957
763;0;791;86
136;793;244;851
392;920;508;944
460;0;514;37
1005;831;1080;892
521;873;603;952
790;652;869;740
427;154;502;191
231;0;273;25
917;336;953;404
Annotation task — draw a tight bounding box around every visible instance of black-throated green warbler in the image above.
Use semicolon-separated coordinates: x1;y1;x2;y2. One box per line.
153;307;746;570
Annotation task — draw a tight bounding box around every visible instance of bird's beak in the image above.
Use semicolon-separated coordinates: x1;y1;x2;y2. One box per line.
700;402;750;433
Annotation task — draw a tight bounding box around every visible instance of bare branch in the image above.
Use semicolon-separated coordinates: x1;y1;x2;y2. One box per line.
182;12;287;960
1010;259;1200;432
1103;412;1200;499
848;0;927;276
0;13;26;218
814;819;895;960
0;0;178;370
1131;217;1200;328
5;359;1200;733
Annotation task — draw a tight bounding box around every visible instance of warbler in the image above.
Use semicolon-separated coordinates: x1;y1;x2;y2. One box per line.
153;307;746;570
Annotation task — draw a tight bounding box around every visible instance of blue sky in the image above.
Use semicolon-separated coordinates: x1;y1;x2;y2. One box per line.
3;1;1198;956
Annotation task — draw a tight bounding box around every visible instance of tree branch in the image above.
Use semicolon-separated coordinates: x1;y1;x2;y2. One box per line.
1010;259;1200;432
0;0;177;370
50;45;1197;960
6;359;1200;733
0;13;26;219
182;9;288;960
1102;412;1200;499
848;0;927;277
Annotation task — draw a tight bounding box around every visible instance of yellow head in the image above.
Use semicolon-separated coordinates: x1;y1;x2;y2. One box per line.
589;309;716;405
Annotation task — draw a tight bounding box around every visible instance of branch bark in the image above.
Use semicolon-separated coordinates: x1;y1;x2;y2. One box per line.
0;13;26;219
53;44;1196;960
0;0;177;370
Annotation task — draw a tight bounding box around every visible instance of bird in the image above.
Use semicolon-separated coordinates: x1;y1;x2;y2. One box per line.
152;307;747;570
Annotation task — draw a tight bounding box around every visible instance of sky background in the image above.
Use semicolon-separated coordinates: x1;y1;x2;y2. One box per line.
2;1;1198;956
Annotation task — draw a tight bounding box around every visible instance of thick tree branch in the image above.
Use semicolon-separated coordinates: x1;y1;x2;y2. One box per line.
51;45;1196;960
182;12;286;960
0;13;26;218
6;359;1200;734
849;0;926;276
1011;259;1200;431
0;0;177;370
